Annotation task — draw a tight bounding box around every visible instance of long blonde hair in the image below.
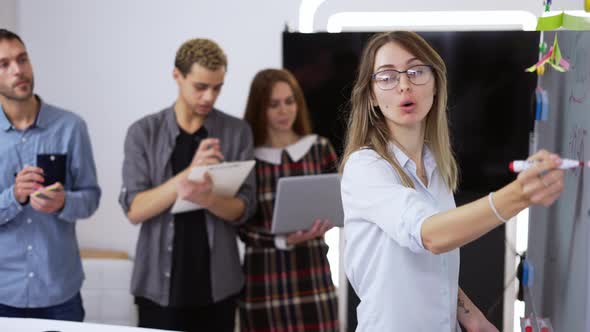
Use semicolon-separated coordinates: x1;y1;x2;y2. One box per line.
339;31;458;191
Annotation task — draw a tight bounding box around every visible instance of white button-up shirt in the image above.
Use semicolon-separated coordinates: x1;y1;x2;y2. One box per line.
341;144;461;332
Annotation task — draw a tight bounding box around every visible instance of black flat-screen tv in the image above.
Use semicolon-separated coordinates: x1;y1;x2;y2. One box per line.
283;31;539;330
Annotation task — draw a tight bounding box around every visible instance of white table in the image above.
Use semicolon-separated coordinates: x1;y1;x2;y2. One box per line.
0;318;176;332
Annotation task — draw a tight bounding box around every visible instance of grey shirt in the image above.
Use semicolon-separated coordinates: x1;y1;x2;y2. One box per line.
119;106;255;306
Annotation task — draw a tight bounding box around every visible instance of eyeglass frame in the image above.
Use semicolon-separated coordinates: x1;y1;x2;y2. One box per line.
371;64;435;91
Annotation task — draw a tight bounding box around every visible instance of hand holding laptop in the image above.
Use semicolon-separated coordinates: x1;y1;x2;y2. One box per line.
271;174;344;234
286;219;333;246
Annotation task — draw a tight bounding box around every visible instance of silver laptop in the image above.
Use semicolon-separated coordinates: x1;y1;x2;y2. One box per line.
270;173;344;234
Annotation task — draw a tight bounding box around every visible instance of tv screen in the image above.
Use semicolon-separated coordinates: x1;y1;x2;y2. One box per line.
283;31;538;192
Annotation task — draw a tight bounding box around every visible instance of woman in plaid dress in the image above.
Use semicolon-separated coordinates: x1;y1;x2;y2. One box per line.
239;69;339;331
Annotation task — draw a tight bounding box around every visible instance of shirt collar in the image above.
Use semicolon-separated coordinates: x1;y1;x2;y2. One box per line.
0;106;11;131
165;104;219;142
388;142;436;175
164;104;180;142
423;145;436;174
0;95;46;131
388;142;410;168
255;134;317;165
34;98;51;129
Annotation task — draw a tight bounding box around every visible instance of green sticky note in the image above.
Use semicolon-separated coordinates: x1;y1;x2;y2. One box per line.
536;11;590;30
552;34;561;64
536;12;563;30
562;13;590;30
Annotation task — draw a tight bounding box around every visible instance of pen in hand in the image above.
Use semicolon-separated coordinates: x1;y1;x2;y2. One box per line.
509;159;587;173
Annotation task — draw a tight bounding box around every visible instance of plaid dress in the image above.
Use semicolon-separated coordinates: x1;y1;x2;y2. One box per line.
239;135;339;332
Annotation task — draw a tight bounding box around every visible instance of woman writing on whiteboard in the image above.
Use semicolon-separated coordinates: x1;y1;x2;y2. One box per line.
339;31;565;331
239;69;338;331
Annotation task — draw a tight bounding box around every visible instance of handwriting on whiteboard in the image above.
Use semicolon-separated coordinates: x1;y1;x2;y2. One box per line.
568;34;589;106
568;125;586;177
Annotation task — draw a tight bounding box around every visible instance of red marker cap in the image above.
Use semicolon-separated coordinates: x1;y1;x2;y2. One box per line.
509;161;515;172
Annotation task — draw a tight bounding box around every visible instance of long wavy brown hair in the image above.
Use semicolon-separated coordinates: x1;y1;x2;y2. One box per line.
244;69;312;147
339;31;458;191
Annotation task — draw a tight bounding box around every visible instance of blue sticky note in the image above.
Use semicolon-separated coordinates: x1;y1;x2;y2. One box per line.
541;90;550;121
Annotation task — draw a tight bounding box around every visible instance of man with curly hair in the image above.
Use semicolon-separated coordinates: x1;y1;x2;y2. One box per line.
119;38;255;331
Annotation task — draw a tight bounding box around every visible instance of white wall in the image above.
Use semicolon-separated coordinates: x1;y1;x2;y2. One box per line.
14;0;585;255
0;0;17;31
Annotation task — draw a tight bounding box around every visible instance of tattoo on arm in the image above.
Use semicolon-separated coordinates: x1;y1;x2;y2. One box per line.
458;297;471;314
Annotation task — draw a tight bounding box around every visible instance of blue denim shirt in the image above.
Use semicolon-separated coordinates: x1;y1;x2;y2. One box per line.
0;98;101;308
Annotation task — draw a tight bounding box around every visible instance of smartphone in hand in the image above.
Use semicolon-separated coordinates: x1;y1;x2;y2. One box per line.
36;154;66;186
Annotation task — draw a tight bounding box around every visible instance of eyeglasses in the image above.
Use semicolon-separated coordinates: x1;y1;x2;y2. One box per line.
372;65;434;91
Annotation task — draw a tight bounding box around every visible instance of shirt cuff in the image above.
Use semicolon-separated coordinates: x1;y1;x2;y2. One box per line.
232;193;251;225
56;191;74;223
274;235;294;250
118;186;136;214
0;186;24;224
7;186;21;207
405;206;438;254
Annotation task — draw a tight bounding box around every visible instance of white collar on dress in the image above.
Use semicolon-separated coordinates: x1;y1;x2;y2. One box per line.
255;134;318;165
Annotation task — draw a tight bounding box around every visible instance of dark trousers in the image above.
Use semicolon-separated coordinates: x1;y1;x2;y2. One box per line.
0;292;84;322
137;296;237;332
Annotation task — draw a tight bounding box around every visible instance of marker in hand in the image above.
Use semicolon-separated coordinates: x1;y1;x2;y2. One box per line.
509;159;585;173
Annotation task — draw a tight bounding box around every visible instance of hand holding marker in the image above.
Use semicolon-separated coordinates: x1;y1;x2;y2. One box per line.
509;159;589;172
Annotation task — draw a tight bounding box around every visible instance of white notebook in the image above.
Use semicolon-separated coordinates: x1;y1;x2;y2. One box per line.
170;160;256;214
